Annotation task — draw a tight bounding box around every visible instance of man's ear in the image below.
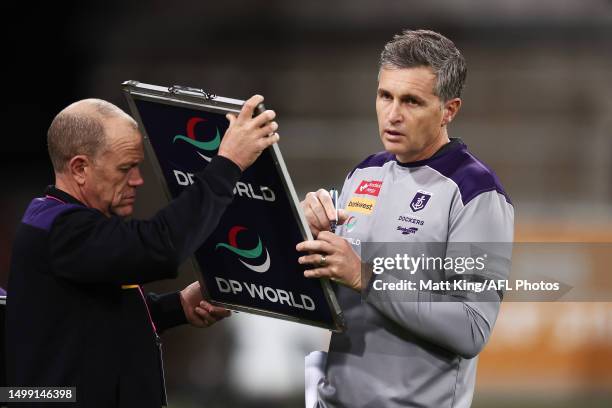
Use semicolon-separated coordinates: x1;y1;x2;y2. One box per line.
68;155;90;185
441;98;462;127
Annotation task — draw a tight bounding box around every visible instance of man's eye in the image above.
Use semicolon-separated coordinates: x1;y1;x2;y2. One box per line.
379;93;392;100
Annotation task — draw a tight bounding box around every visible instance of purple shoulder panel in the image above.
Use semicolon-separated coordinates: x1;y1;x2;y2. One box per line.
427;146;512;206
348;151;395;179
22;197;82;231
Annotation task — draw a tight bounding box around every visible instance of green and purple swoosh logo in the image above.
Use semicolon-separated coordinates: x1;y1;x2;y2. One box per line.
345;216;357;232
173;117;221;162
215;226;271;273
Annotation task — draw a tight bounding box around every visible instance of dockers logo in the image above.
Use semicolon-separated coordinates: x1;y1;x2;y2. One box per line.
410;191;432;212
215;226;271;273
173;117;221;162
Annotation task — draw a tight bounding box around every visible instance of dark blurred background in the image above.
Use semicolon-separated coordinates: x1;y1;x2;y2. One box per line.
1;1;611;407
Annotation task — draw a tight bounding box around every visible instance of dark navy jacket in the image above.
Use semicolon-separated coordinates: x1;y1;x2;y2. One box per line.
6;156;241;407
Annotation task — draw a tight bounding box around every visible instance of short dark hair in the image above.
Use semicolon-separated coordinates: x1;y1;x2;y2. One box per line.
47;99;134;172
379;29;467;101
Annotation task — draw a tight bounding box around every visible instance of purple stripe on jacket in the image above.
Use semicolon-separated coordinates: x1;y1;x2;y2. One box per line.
22;197;82;231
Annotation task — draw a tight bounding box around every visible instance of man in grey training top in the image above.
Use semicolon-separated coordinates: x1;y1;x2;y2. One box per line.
298;29;514;407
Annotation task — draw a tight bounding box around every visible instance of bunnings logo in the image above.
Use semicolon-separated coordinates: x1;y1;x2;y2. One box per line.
215;226;271;273
173;117;221;162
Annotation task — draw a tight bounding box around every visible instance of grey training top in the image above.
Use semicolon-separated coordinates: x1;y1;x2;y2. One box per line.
317;139;514;408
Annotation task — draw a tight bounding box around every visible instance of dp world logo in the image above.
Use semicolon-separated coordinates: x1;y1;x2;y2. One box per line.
173;117;221;162
215;226;271;273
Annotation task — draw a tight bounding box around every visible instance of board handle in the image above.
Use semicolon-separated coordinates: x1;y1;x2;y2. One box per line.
253;102;267;117
168;85;217;100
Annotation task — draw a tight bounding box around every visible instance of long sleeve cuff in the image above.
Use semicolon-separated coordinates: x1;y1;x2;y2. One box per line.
146;291;188;334
197;155;242;197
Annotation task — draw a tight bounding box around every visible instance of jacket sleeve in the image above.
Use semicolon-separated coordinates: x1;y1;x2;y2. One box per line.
146;291;187;334
366;191;514;358
48;156;241;285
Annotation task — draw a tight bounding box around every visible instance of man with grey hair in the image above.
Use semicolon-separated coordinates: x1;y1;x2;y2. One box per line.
299;29;513;407
7;95;279;407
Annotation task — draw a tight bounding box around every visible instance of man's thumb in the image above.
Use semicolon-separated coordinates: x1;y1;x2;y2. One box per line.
337;209;350;225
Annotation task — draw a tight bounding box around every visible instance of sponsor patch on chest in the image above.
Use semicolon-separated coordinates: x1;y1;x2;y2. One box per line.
354;180;383;196
397;226;419;235
346;197;376;215
344;215;358;232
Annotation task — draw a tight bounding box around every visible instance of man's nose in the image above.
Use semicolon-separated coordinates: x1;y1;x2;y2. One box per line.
387;101;403;124
128;167;144;187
